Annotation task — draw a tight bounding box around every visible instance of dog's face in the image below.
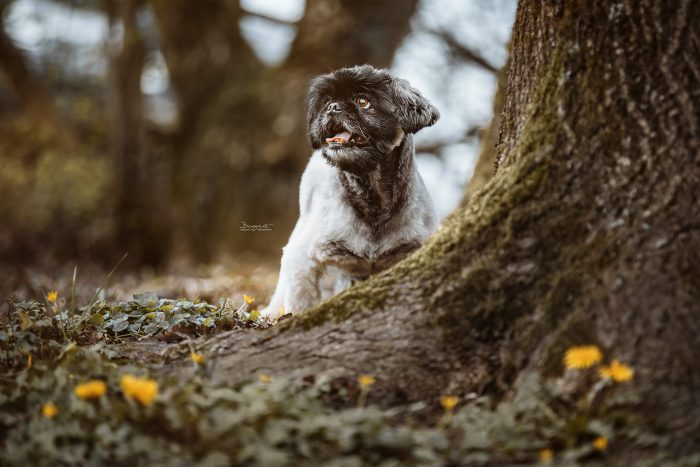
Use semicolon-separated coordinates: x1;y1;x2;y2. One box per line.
306;65;439;174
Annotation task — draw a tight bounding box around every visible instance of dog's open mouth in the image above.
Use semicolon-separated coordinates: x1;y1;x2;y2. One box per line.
325;130;367;146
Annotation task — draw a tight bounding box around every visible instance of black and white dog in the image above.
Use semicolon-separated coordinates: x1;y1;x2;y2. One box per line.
261;65;439;318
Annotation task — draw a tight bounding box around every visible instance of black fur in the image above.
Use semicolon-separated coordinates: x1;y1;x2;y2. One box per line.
306;64;439;175
306;65;439;231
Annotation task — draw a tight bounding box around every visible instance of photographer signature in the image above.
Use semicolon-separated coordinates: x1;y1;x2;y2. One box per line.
240;221;274;232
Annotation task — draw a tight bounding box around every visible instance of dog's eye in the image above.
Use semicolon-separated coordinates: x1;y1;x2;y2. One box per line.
355;97;371;109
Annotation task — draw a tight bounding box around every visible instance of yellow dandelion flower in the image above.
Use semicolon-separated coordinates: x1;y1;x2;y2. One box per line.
440;395;459;411
564;345;603;369
539;448;553;464
599;359;634;382
358;374;375;387
592;436;608;450
259;373;273;383
41;402;58;418
190;352;206;364
243;294;255;305
121;374;159;406
74;380;107;400
47;291;58;303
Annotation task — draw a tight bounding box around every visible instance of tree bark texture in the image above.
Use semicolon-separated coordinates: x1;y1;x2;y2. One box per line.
462;61;507;203
196;0;700;455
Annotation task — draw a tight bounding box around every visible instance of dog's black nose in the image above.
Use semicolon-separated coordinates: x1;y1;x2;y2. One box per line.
327;102;342;113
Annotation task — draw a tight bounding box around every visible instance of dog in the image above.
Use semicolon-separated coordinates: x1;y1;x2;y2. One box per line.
261;65;439;318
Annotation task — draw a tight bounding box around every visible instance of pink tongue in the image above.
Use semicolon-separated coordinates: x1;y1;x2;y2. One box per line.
326;131;352;144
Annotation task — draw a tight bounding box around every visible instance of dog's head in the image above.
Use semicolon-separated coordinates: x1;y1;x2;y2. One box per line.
306;65;439;174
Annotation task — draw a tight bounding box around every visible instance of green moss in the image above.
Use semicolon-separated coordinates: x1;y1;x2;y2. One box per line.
513;47;565;164
285;278;394;330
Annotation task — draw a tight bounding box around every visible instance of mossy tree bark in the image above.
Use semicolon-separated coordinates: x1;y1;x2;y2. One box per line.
203;0;699;454
461;62;507;204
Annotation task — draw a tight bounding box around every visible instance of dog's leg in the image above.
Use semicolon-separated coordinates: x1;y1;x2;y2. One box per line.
261;239;323;318
282;248;323;313
261;265;287;319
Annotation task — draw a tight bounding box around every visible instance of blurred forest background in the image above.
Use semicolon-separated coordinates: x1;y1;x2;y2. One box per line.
0;0;515;299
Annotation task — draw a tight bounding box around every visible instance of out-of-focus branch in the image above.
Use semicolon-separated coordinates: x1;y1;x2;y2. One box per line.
239;9;297;26
414;126;481;155
428;29;499;73
285;0;419;71
149;0;260;136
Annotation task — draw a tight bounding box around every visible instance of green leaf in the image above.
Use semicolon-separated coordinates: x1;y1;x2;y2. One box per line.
133;291;159;307
90;313;105;325
17;311;32;330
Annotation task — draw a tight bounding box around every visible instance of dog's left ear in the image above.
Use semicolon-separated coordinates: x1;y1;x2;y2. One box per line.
389;77;440;134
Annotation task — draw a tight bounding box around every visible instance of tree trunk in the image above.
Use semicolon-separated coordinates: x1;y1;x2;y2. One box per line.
108;0;170;266
148;0;259;141
462;60;507;203
0;2;62;137
196;0;700;456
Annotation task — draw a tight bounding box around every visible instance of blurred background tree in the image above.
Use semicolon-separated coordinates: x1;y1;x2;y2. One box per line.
0;0;515;282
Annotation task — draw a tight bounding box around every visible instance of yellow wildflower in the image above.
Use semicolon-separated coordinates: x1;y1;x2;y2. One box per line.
356;374;375;407
358;374;375;387
41;402;58;418
440;395;459;411
74;380;107;400
259;373;273;383
599;359;634;382
121;374;158;406
539;448;553;464
243;294;255;305
190;352;206;364
47;291;58;303
564;345;603;369
592;436;608;450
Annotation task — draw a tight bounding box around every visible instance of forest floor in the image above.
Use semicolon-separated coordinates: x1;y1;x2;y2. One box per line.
0;261;680;466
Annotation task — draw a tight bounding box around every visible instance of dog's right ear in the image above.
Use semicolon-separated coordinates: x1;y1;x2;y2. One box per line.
389;77;440;134
306;74;331;128
305;74;332;149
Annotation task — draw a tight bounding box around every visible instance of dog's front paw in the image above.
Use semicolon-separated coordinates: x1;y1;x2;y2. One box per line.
259;304;286;320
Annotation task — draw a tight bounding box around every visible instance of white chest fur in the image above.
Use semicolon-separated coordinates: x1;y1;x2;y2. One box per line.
261;150;437;317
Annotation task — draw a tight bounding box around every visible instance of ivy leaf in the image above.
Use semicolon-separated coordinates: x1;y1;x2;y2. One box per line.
90;314;105;325
133;291;159;307
113;320;130;333
17;311;33;331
